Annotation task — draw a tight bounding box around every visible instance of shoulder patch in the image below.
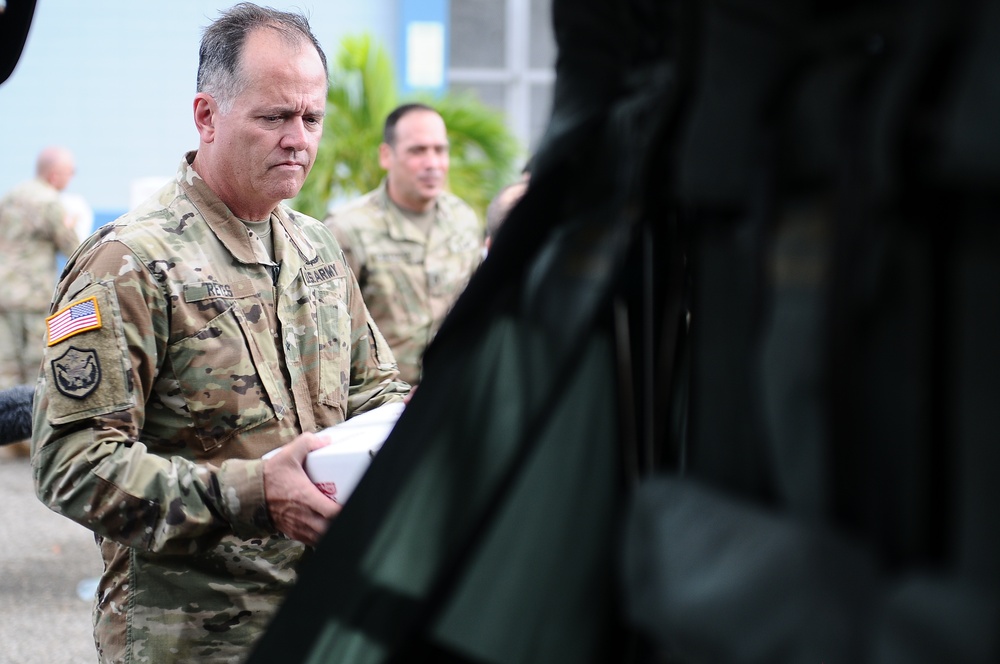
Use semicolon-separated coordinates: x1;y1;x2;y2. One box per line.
43;284;135;424
51;347;102;399
46;296;102;345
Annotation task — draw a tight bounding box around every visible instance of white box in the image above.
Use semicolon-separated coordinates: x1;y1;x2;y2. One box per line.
264;402;405;504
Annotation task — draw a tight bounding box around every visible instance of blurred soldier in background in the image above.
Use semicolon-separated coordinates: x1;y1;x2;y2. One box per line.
325;103;483;386
0;145;79;459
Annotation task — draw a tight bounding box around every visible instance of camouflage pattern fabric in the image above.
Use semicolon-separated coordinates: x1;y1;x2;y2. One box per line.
325;181;483;385
0;177;80;388
30;153;409;663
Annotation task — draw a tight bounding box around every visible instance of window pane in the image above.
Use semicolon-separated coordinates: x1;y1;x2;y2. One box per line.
529;0;557;68
451;0;505;68
529;83;554;151
452;82;507;112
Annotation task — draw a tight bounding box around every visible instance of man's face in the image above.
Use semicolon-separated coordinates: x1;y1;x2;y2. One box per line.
195;29;327;219
380;110;449;213
49;159;75;192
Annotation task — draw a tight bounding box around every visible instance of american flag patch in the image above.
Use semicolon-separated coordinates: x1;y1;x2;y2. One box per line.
46;296;102;346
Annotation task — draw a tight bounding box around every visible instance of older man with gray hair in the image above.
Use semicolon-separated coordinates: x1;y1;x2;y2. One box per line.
30;4;407;661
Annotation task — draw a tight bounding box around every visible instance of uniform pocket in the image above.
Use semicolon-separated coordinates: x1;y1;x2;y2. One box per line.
363;250;427;330
312;276;351;409
167;302;274;452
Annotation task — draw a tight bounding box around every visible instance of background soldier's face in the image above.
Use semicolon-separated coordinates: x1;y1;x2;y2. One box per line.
380;110;450;212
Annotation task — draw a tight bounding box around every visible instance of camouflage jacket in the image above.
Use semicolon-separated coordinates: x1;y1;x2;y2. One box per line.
0;177;80;310
325;181;483;385
31;154;408;663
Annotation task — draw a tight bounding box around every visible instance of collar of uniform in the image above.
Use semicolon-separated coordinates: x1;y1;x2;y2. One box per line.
177;152;260;266
176;153;320;272
271;205;321;276
374;178;441;244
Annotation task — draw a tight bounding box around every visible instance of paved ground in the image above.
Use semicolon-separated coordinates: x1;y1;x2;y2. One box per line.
0;456;102;664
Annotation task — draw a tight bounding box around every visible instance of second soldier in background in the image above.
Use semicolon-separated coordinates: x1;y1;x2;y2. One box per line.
325;103;483;386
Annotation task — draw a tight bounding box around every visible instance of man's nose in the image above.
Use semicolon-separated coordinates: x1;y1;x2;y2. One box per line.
281;119;309;152
426;150;446;170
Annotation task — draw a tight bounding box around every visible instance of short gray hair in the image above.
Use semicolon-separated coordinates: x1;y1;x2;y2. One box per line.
197;3;328;113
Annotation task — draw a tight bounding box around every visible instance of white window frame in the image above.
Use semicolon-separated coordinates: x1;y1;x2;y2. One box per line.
448;0;555;150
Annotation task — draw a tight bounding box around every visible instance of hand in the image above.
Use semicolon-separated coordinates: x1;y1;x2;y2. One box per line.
263;432;341;546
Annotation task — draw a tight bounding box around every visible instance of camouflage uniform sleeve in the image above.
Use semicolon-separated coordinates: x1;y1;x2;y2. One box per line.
31;240;271;555
343;266;410;417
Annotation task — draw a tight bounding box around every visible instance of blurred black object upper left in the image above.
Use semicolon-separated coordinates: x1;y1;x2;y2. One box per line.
0;384;34;446
0;0;38;85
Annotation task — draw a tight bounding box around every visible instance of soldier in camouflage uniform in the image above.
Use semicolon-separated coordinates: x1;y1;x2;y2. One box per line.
0;146;80;388
31;5;408;662
0;146;80;458
325;104;483;386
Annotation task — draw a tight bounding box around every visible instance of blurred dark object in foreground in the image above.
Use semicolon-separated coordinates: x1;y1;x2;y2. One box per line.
0;385;34;446
0;0;37;85
251;0;1000;662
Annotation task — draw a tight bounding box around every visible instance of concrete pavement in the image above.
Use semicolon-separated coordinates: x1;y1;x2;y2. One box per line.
0;456;101;664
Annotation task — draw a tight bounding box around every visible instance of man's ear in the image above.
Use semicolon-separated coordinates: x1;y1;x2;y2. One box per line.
193;93;218;143
378;143;392;170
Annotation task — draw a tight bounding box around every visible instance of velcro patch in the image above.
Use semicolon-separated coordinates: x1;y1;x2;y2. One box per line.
302;261;341;285
183;278;257;302
51;346;102;399
44;284;135;424
46;296;102;345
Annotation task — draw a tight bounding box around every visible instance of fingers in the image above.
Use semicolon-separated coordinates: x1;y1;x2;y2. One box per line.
276;498;341;547
275;432;329;462
263;433;340;546
304;432;331;453
266;475;341;546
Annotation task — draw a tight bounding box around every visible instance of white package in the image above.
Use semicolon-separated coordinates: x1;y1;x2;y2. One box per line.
264;402;405;504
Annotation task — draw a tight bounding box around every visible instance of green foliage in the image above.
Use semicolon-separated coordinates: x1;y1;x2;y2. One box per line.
294;34;521;222
427;92;520;218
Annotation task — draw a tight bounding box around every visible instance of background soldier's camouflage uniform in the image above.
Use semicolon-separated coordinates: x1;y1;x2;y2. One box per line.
0;177;80;389
325;180;483;385
31;154;408;663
